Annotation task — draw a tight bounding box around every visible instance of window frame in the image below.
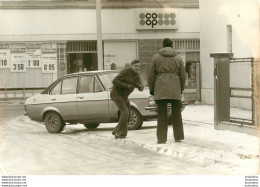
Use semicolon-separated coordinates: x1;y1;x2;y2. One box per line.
49;76;79;95
77;75;104;94
60;77;78;95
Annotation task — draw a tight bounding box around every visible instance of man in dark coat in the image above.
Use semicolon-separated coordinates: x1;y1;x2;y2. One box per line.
110;59;144;138
148;38;186;144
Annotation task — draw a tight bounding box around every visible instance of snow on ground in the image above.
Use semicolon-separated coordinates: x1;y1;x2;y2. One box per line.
3;103;259;175
50;104;258;175
182;103;214;124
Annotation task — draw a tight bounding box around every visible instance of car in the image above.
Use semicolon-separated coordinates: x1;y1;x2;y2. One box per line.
24;70;186;133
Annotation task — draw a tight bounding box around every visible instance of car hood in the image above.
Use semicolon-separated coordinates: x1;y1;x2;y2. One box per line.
129;87;150;99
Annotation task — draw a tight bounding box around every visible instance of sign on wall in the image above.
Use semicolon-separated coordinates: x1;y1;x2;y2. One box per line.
104;54;115;70
41;48;57;73
26;43;41;68
178;52;186;67
10;48;26;72
135;10;178;30
0;44;11;69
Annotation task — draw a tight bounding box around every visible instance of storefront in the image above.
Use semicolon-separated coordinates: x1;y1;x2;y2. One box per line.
0;1;200;99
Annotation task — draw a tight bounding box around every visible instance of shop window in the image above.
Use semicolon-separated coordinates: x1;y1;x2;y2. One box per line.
185;62;196;88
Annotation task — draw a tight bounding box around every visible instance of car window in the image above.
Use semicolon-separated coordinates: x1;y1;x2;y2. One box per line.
98;72;118;90
61;77;77;95
94;78;103;92
50;81;62;95
79;76;95;93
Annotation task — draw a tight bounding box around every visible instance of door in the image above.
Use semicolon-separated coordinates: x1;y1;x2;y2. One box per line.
49;77;78;121
76;75;110;121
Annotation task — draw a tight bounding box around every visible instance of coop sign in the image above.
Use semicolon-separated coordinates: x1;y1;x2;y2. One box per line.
135;10;178;30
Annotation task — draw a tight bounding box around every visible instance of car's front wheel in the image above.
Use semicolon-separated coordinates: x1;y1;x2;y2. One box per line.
128;107;143;130
84;123;100;129
45;111;65;133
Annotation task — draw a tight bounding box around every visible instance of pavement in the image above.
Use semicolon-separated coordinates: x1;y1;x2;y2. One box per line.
1;99;259;175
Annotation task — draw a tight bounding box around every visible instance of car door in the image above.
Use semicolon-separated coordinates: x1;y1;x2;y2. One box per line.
76;75;110;121
49;77;78;121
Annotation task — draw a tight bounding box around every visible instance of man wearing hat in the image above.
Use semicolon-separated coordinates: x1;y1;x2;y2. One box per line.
110;59;144;138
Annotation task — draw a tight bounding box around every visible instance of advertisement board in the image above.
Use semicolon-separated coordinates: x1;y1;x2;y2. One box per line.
10;48;26;72
41;48;57;73
26;44;42;68
0;44;11;69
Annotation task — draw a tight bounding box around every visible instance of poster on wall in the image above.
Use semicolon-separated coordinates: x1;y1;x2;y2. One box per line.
10;48;26;72
104;54;115;70
26;43;42;68
0;44;11;69
178;52;186;67
41;48;57;73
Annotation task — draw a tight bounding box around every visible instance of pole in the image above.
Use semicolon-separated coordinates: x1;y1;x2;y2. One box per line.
96;0;103;70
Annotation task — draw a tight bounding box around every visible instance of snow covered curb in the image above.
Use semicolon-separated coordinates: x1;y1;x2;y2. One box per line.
83;131;259;174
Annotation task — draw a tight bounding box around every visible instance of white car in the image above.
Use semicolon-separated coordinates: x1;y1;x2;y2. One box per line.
24;70;186;133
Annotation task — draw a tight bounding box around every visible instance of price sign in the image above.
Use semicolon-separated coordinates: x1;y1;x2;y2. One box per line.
0;44;11;68
26;44;41;68
10;48;26;72
41;48;57;73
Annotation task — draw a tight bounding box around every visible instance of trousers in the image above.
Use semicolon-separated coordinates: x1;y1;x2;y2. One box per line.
156;99;184;142
111;95;130;137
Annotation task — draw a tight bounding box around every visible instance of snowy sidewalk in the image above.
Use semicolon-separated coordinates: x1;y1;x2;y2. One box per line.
73;104;259;175
1;99;259;175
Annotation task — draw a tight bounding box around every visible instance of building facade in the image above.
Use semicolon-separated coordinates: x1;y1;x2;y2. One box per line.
199;0;260;104
0;0;200;99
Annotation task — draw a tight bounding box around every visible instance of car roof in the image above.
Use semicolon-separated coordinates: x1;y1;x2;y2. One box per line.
41;70;120;94
61;70;120;79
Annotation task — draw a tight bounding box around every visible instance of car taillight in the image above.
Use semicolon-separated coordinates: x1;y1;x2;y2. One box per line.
148;96;156;106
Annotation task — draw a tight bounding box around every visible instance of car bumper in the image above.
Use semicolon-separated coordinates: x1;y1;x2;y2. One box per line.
145;102;187;112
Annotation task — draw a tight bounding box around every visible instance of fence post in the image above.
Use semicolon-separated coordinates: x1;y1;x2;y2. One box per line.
23;85;25;100
4;87;8;101
196;62;201;101
210;53;233;129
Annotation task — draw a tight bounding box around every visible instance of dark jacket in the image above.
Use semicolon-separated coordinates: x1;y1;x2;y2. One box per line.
111;67;143;98
148;47;186;101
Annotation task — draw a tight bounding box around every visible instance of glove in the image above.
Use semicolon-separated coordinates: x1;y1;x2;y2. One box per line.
137;84;144;91
150;91;154;95
127;84;135;90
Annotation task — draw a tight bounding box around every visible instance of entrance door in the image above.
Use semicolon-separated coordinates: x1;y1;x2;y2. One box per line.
67;41;98;73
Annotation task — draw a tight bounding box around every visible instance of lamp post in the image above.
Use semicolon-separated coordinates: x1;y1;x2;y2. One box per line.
96;0;103;70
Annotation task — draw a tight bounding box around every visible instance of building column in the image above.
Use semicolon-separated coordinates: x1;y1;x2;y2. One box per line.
96;0;103;70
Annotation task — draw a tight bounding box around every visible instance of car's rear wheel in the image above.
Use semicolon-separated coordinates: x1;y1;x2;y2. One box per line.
45;111;65;133
84;123;100;129
128;107;143;130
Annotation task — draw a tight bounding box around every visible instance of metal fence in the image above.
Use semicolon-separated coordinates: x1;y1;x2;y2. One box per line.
253;59;260;128
228;57;255;126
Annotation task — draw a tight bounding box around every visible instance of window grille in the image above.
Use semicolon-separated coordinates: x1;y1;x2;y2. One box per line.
67;41;97;53
173;39;200;52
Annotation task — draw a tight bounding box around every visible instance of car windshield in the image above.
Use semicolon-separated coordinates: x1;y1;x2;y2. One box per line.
98;72;118;90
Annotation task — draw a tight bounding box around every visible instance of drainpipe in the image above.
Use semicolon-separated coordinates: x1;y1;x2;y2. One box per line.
96;0;103;70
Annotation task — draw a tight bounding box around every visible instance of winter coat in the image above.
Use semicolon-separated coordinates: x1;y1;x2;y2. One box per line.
148;47;186;101
110;67;143;98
